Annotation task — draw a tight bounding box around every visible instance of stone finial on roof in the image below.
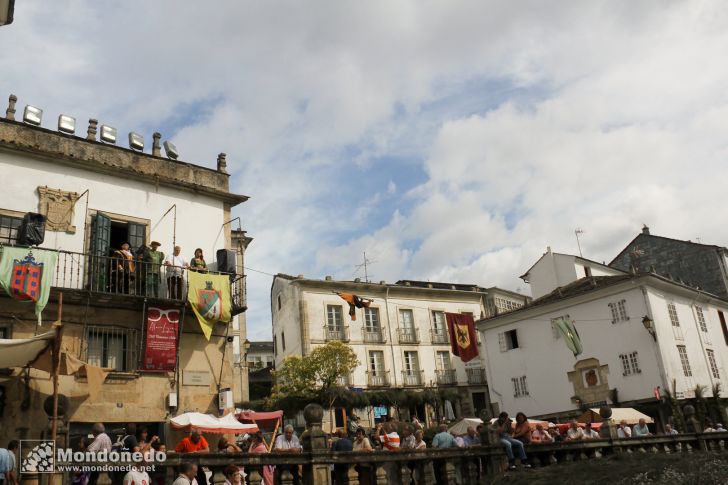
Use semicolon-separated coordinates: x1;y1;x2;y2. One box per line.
5;94;17;121
87;119;98;141
642;224;650;235
152;132;162;157
217;152;228;173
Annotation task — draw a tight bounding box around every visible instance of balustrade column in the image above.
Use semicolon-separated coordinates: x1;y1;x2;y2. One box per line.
301;403;331;485
344;463;359;485
280;469;295;485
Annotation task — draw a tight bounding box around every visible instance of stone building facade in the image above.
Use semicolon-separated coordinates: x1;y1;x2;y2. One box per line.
611;226;728;299
0;95;249;447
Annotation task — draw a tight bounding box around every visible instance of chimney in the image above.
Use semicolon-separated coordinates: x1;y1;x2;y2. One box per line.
642;224;650;235
152;132;162;157
325;275;332;281
354;278;361;283
379;280;386;285
5;94;17;121
217;153;228;173
87;119;98;141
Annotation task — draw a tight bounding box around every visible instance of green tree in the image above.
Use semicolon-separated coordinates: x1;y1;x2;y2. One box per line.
269;341;359;413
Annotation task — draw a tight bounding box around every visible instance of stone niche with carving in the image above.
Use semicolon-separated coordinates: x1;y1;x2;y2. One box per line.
37;186;80;233
567;357;610;406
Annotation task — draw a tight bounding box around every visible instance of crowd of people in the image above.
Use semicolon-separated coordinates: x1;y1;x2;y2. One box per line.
109;242;210;299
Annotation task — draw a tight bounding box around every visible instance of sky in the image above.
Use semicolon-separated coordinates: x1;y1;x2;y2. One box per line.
2;1;728;340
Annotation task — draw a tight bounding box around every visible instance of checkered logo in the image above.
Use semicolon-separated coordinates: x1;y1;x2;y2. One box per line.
20;440;55;473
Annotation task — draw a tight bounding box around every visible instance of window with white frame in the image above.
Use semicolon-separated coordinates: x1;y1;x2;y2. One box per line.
432;311;446;332
369;350;385;376
364;307;381;331
399;309;415;329
512;376;529;397
550;315;570;339
707;349;720;379
403;351;420;375
668;303;680;327
327;305;343;330
499;329;519;351
696;306;708;333
677;345;692;377
436;351;452;370
608;300;629;323
620;351;641;375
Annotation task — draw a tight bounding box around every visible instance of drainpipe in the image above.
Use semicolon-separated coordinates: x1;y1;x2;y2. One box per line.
384;287;398;388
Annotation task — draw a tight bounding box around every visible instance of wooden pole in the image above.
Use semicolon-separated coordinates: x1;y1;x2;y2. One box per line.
267;418;281;452
51;292;64;442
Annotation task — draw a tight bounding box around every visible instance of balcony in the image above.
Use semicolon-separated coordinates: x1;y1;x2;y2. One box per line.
397;327;419;344
431;329;449;345
336;374;351;387
26;247;247;315
436;369;458;386
324;326;350;342
362;327;387;344
466;368;487;385
401;370;424;387
367;372;390;387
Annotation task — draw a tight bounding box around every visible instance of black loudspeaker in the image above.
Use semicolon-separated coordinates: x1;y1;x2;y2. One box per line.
17;212;46;246
216;249;237;275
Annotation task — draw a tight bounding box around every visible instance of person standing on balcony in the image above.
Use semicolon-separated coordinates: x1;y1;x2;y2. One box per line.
143;242;165;298
113;242;136;294
165;246;188;300
190;248;208;273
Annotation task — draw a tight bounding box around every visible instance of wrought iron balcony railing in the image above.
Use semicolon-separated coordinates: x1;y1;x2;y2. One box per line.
324;326;350;342
466;368;487;385
430;329;450;345
367;372;390;387
401;370;424;387
5;246;247;315
397;327;419;344
362;327;387;344
436;369;457;386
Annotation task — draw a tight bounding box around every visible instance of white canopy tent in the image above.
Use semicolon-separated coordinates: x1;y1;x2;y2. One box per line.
170;412;260;434
0;331;55;369
578;407;654;425
449;418;483;435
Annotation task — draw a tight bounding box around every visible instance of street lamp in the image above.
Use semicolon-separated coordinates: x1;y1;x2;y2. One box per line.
0;0;15;26
642;315;656;341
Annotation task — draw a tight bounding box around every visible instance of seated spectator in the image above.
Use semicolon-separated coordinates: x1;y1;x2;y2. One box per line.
463;427;481;446
547;423;563;442
632;418;651;437
715;423;727;432
353;428;373;451
331;429;353;485
453;432;465;448
617;420;632;438
531;423;553;443
491;412;531;470
414;430;426;450
565;420;585;441
400;426;416;450
218;437;242;453
583;423;600;439
513;412;531;444
664;424;678;435
222;465;241;485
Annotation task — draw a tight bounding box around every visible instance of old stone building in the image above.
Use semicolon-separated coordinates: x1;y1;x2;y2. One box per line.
611;226;728;299
0;94;250;446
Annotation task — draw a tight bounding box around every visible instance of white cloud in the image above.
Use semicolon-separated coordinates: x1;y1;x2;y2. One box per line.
4;1;728;340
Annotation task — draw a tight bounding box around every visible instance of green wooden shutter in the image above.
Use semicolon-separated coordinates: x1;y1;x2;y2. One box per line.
89;212;111;292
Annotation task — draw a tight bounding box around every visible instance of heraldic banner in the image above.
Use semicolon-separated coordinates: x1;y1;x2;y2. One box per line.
142;306;180;371
187;271;231;340
445;312;479;363
0;247;58;324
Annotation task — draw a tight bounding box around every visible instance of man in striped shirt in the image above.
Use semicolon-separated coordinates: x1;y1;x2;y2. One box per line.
377;422;400;482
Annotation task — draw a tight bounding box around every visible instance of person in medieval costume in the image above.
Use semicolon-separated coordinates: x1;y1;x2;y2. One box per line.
143;241;165;298
113;242;136;294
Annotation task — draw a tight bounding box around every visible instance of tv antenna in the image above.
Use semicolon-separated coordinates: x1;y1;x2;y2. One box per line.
354;251;376;283
574;228;584;258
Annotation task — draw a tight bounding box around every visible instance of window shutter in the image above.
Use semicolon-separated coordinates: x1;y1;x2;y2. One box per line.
499;332;507;352
89;212;111;292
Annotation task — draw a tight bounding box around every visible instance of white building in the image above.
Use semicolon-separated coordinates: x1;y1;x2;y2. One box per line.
520;247;625;299
271;274;529;427
478;261;728;423
0;97;250;444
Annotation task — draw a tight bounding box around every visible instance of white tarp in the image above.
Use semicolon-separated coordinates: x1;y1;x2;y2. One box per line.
449;418;483;435
0;331;55;369
581;407;654;425
170;412;260;434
